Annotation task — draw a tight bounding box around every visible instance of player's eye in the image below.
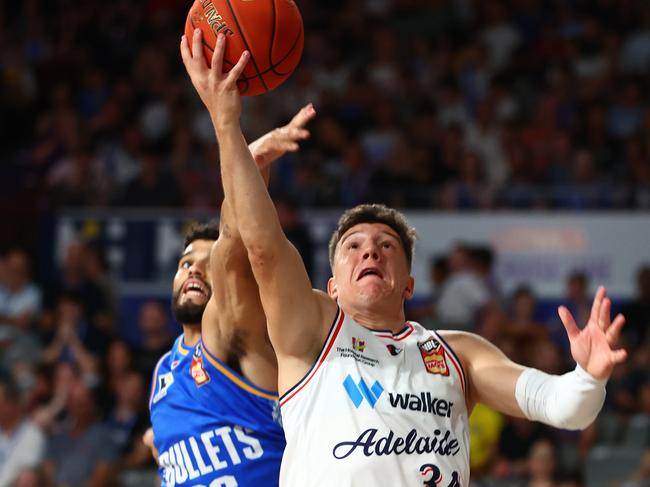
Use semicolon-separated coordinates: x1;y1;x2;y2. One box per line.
181;261;191;269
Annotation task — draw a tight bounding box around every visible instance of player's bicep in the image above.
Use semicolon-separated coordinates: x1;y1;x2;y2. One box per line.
443;331;526;417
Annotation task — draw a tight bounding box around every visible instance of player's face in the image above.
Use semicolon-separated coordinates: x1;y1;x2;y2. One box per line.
329;223;414;308
172;240;213;324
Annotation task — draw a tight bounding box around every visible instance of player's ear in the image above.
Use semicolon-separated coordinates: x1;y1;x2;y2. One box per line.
327;277;338;299
403;276;415;300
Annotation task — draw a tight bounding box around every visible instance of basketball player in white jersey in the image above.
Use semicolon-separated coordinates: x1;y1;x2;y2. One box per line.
185;33;628;486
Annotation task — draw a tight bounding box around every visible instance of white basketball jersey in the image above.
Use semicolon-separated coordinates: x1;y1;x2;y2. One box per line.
279;309;470;487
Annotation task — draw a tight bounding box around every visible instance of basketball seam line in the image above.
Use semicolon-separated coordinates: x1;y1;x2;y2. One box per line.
224;0;269;92
267;0;303;77
197;22;302;81
190;8;301;84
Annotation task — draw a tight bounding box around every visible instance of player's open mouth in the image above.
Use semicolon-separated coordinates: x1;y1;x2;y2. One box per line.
357;267;383;281
182;278;209;298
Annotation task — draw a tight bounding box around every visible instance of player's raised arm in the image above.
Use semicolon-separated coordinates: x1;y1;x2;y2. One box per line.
180;30;336;391
445;286;627;430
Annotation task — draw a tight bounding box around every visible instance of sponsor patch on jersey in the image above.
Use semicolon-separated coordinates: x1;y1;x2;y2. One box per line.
190;346;210;386
343;374;384;409
153;372;174;404
351;337;365;352
418;338;449;376
386;344;402;356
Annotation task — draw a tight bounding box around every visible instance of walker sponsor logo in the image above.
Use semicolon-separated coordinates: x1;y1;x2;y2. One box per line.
388;393;453;418
343;375;384;409
332;427;461;460
158;425;263;487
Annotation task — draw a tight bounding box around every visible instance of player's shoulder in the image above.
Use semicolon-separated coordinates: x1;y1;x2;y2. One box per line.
437;330;506;367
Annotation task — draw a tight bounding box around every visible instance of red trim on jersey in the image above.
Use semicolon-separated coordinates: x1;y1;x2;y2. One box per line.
433;332;466;396
372;322;415;341
280;310;345;407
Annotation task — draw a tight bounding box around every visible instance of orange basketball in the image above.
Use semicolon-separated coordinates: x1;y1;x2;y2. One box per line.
185;0;304;96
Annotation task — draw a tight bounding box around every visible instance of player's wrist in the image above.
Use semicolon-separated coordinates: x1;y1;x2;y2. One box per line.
213;117;242;135
574;363;608;386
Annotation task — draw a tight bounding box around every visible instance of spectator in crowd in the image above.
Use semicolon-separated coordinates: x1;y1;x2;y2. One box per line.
41;292;100;383
526;439;560;487
494;419;552;484
0;250;43;374
622;265;650;345
436;242;491;331
0;374;46;487
103;370;152;472
503;286;549;367
104;340;133;394
42;240;111;353
0;249;41;331
132;301;173;378
547;271;592;352
83;241;118;336
43;379;116;487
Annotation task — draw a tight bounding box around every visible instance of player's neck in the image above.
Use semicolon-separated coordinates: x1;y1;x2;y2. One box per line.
345;304;406;333
182;324;201;348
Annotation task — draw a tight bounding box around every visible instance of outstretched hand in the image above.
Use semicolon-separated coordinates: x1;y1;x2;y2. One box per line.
249;104;316;169
180;30;249;130
559;286;627;380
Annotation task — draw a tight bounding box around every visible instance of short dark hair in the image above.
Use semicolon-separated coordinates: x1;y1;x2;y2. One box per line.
183;221;219;249
328;204;417;270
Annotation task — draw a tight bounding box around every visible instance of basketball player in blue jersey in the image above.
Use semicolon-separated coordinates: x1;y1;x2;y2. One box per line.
188;33;629;487
149;35;316;485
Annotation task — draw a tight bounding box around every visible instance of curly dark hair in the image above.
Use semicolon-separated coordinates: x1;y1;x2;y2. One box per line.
183;221;219;248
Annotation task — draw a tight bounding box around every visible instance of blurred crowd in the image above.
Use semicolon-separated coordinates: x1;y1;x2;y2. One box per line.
0;243;167;486
3;0;650;215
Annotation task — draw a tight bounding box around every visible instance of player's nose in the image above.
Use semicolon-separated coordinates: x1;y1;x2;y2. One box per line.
362;243;380;262
188;261;205;277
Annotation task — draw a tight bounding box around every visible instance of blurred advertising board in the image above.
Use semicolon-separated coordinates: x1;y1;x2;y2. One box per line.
53;210;649;300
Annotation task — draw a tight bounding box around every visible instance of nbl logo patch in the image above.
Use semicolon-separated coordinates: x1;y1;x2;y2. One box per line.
190;345;210;386
418;338;449;376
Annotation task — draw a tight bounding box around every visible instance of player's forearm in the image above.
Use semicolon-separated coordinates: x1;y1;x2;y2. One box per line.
217;124;285;254
515;365;607;430
220;152;271;246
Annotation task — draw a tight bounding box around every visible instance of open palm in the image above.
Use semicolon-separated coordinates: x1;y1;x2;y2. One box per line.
559;286;627;380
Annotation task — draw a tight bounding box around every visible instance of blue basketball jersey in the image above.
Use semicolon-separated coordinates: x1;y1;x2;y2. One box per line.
150;336;285;487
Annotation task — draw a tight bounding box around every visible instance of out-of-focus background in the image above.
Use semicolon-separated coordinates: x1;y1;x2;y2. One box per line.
0;0;649;486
